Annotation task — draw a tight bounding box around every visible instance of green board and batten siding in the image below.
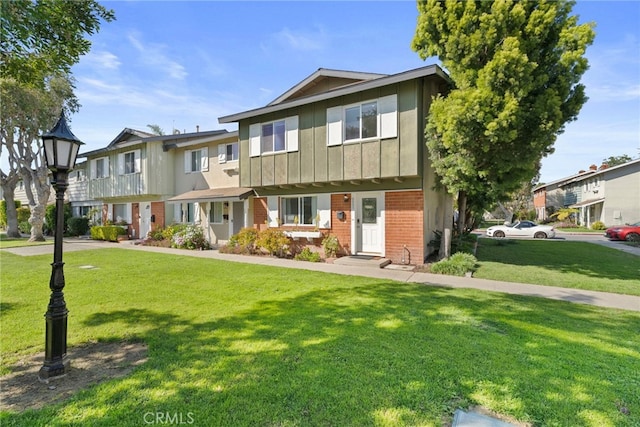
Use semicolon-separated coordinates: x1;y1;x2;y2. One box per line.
239;78;435;193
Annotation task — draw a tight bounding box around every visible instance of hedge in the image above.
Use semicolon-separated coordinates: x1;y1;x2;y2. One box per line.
90;226;128;242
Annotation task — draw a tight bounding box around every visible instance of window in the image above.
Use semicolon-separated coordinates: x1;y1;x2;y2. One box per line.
184;148;208;173
327;94;397;146
210;202;223;224
113;204;128;223
261;120;286;153
280;196;317;225
124;152;136;174
95;157;109;178
345;101;378;141
218;143;239;163
249;116;298;157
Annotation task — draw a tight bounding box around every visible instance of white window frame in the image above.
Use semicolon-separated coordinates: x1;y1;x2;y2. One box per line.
119;150;140;175
209;201;224;224
327;94;397;146
249;116;298;157
184;147;209;173
280;196;318;226
92;156;110;179
218;142;239;163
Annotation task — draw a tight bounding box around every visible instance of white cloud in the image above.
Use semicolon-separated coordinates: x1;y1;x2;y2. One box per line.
82;50;121;70
127;32;188;81
274;27;327;51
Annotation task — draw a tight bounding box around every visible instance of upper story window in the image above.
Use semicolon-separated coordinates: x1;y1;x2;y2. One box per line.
91;156;110;179
118;150;140;175
218;142;239;163
184;147;209;173
327;94;397;146
249;116;298;157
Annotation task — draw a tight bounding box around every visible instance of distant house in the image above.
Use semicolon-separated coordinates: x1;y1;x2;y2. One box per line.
219;65;452;264
534;159;640;227
67;161;101;223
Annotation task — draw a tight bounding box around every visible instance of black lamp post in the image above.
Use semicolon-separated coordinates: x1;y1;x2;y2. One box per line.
38;112;84;382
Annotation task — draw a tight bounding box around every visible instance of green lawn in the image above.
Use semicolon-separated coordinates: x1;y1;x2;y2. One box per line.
475;238;640;296
1;248;639;426
0;234;53;249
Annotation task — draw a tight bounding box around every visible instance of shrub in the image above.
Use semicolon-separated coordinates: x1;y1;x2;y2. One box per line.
90;225;127;242
228;227;259;253
18;221;31;234
171;225;211;250
67;217;90;236
0;200;21;228
591;221;606;231
294;247;321;262
162;223;188;241
44;202;71;235
147;227;166;241
321;234;340;258
430;252;478;276
256;228;290;257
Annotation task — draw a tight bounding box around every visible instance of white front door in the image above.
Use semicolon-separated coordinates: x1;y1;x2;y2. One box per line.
355;192;383;254
140;203;151;238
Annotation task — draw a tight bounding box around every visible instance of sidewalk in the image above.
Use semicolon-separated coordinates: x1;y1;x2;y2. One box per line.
4;239;639;312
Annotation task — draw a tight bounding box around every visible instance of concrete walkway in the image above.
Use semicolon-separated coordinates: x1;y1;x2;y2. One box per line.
4;238;639;312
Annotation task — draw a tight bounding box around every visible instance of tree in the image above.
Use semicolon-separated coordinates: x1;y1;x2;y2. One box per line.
1;74;79;241
412;0;595;238
146;124;165;136
1;0;114;240
0;0;115;87
602;154;632;168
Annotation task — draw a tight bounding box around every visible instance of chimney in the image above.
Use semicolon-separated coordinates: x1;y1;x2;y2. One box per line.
599;163;609;170
589;164;597;171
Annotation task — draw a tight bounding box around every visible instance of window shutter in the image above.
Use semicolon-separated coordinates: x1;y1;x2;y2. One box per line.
201;147;209;171
218;144;226;163
249;124;261;157
174;203;182;223
104;157;110;177
285;116;299;152
134;150;141;173
117;153;124;175
90;159;97;179
326;106;342;146
267;196;279;227
184;151;190;173
379;94;398;139
317;194;331;229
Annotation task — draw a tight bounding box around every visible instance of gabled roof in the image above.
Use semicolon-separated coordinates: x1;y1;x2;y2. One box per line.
268;68;386;106
79;129;231;158
219;64;449;123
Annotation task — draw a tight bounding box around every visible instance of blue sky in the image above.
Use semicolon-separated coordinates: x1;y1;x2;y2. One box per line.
62;1;640;183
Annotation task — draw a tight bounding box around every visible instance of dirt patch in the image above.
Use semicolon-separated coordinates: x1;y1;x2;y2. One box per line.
0;341;147;413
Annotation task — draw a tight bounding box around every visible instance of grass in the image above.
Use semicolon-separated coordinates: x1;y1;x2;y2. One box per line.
474;239;640;296
0;234;53;249
1;248;639;426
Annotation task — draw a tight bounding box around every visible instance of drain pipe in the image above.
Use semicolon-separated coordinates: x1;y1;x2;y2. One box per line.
402;245;410;265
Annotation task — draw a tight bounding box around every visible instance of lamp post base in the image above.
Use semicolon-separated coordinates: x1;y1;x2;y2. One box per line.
38;357;70;382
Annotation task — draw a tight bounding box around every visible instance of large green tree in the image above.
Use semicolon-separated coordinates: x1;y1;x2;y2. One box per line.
412;0;595;234
0;0;114;240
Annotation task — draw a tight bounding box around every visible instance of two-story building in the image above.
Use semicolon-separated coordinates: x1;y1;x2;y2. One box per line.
80;127;251;243
219;65;452;265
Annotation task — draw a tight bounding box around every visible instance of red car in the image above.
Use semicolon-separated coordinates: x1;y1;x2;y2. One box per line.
605;221;640;242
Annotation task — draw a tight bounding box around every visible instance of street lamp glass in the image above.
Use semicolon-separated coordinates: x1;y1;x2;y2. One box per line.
41;113;84;172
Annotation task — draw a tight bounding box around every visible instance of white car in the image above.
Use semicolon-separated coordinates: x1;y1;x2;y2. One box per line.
486;220;556;239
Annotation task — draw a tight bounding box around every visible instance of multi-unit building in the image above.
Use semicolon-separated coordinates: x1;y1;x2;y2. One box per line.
533;159;640;227
218;65;452;264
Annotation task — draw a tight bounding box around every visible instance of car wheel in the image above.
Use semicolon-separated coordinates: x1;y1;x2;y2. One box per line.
493;230;505;238
534;232;547;239
625;233;640;242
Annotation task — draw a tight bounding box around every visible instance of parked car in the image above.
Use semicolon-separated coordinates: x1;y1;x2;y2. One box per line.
486;220;556;239
604;221;640;242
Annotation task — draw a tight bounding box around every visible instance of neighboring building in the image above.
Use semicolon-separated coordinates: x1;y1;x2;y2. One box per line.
79;127;250;243
166;130;254;245
218;65;452;264
534;159;640;227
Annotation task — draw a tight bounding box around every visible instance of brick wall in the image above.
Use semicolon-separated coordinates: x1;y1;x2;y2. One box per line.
330;193;351;256
385;190;424;265
151;202;165;231
253;197;268;230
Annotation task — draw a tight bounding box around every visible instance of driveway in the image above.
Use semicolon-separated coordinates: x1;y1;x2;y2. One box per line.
554;231;640;256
